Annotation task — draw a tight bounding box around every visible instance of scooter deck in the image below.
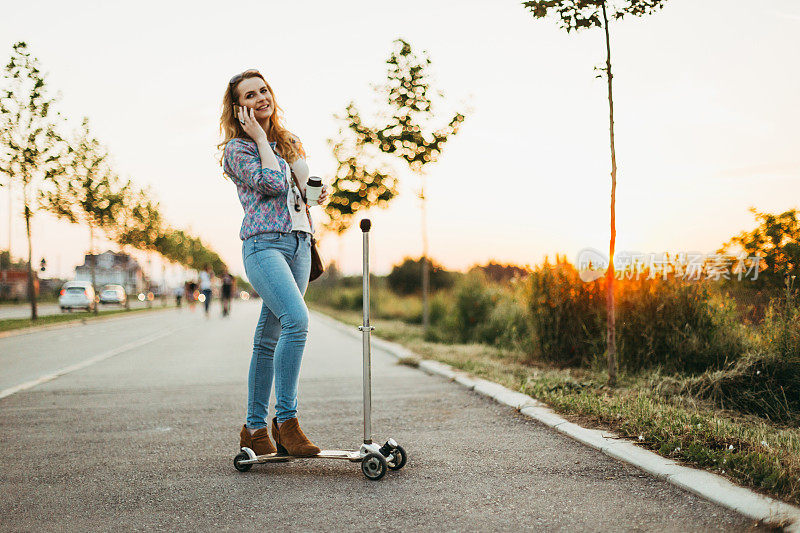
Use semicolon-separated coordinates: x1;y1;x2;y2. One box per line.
243;449;362;464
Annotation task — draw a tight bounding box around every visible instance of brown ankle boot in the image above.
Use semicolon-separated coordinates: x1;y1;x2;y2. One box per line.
271;417;321;457
239;425;276;456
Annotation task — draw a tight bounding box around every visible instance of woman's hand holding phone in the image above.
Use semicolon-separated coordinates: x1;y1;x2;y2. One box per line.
237;104;280;172
237;105;268;144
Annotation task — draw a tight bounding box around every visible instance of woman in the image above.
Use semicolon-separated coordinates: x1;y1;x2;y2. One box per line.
219;69;329;457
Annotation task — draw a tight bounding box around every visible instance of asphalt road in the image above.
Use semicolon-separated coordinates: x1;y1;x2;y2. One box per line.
0;300;762;532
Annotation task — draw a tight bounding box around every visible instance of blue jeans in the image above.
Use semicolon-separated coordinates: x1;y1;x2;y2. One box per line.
242;230;312;428
202;289;212;313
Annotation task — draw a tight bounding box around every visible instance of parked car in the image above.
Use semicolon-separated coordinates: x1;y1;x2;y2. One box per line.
99;284;127;306
59;281;96;312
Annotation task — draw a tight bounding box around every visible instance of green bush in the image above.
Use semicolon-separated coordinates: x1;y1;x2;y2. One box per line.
760;289;800;358
428;291;452;326
374;289;423;323
305;285;364;311
475;289;532;352
442;271;499;343
423;291;457;343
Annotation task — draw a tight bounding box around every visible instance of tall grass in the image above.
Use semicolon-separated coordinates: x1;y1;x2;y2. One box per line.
524;257;604;366
614;277;747;373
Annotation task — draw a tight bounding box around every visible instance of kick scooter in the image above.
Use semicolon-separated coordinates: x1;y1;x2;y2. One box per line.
233;219;407;480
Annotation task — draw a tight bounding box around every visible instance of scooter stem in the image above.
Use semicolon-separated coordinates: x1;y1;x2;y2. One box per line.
359;218;373;445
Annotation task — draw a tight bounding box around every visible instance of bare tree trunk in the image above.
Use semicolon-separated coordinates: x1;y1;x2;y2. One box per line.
338;234;345;277
420;175;430;332
23;185;37;320
602;2;618;386
147;252;153;308
120;245;131;309
7;181;11;259
162;262;167;307
90;225;98;315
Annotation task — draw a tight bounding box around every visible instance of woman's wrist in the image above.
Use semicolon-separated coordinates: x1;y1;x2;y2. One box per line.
290;159;310;188
255;139;280;171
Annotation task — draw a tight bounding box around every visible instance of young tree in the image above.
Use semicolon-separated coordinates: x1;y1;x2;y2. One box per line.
522;0;668;385
719;208;799;293
343;38;466;331
42;117;128;314
112;186;226;298
0;42;69;320
112;186;163;253
324;137;398;236
108;186;160;304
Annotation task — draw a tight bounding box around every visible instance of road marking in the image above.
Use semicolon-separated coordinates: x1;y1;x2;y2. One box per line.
0;327;184;400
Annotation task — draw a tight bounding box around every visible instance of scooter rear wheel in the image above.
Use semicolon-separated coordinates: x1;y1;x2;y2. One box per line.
234;451;252;472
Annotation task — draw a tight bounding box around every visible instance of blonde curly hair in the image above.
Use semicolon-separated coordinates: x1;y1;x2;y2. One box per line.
218;70;305;173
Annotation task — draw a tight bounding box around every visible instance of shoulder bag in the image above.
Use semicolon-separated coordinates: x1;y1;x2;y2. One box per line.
289;167;325;282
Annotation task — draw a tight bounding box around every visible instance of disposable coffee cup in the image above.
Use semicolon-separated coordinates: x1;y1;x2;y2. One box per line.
306;176;323;205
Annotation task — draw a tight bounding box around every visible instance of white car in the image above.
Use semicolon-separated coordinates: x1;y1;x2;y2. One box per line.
59;281;96;312
99;284;127;306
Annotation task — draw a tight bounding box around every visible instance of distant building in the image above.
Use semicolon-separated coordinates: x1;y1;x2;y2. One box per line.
75;251;144;294
0;269;38;300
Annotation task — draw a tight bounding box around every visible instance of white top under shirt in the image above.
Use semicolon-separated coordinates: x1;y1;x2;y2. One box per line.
199;271;211;291
286;158;312;234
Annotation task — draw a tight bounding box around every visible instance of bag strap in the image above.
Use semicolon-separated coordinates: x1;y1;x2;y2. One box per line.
289;166;315;244
289;167;307;204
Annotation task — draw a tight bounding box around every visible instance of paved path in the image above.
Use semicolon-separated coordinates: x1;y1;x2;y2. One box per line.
0;301;761;531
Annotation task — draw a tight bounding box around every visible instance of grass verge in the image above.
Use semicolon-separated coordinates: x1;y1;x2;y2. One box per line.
310;302;800;506
0;305;174;334
0;297;59;306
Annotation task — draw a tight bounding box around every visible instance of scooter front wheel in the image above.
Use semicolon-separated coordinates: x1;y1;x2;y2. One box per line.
361;452;387;480
387;445;407;471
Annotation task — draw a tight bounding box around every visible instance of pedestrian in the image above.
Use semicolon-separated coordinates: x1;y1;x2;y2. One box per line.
199;265;213;317
187;280;198;312
220;69;329;457
221;269;235;317
174;285;183;308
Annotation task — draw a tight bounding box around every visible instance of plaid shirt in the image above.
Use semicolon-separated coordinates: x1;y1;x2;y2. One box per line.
223;137;315;240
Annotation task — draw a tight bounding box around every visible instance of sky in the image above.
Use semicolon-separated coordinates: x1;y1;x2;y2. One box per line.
1;0;799;281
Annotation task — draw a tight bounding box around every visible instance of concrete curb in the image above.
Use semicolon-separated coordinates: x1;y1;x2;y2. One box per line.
311;310;800;531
